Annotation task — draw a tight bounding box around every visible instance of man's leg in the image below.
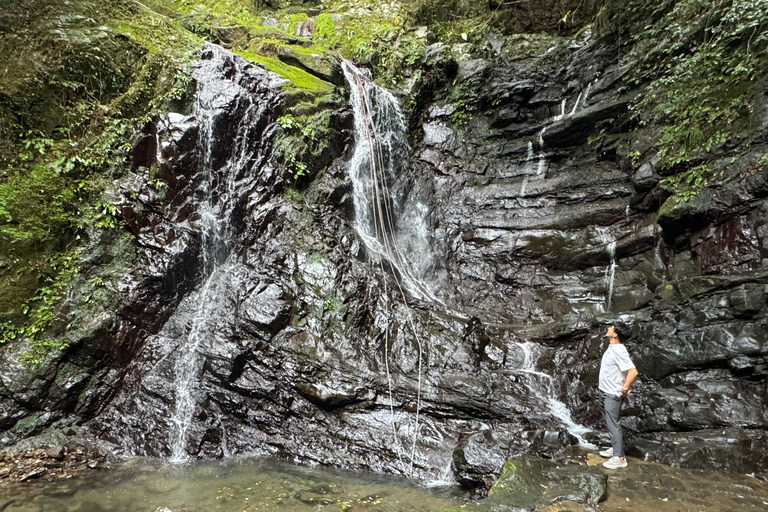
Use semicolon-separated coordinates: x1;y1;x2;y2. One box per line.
602;392;624;457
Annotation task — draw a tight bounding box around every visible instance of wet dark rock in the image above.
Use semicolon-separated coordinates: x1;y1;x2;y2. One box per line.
452;431;510;489
5;9;768;491
627;429;768;474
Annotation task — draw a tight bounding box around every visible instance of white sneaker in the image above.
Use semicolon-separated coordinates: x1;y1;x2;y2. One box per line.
599;447;613;457
603;456;628;469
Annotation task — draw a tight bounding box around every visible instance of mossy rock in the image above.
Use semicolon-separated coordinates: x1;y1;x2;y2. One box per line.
441;456;606;512
236;50;334;94
276;45;342;85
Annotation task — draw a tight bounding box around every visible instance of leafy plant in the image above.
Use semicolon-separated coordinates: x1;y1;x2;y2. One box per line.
15;250;80;363
18;131;55;161
278;114;296;129
168;67;193;101
659;163;711;203
95;201;121;229
629;0;768;170
287;156;308;181
587;118;614;147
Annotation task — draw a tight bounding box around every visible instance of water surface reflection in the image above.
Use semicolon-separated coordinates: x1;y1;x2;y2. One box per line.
0;456;464;512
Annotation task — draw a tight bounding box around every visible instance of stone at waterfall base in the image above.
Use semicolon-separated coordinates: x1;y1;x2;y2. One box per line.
0;427;114;483
440;455;607;512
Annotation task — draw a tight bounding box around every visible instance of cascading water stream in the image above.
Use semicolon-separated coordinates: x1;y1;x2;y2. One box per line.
167;92;240;463
344;61;596;457
164;45;272;462
343;60;435;476
605;241;617;311
342;61;438;303
512;342;596;448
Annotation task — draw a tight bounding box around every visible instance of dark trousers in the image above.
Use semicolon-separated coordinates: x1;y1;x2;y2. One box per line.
599;390;624;458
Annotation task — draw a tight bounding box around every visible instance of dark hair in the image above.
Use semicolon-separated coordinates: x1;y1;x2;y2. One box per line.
613;321;632;342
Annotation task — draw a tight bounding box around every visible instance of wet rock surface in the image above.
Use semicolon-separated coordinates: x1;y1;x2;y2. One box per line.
0;426;112;484
443;455;607;512
2;7;768;494
538;454;768;512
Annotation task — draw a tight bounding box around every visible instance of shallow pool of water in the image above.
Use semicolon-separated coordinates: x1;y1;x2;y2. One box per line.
0;457;464;512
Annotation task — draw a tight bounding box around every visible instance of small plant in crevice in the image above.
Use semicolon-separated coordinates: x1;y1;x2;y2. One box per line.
587;118;615;147
659;163;714;205
95;201;122;229
285;155;308;182
323;291;344;314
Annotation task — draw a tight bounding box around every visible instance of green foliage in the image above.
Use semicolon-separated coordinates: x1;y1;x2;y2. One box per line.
18;132;55;162
95;201;121;229
1;250;80;361
629;0;768;170
274;106;335;185
0;163;77;247
587;118;614;147
168;68;193;101
288;13;309;35
450;100;472;125
277;114;297;129
448;77;483;126
0;0;193;356
287;156;308;181
659;163;712;203
414;0;593;36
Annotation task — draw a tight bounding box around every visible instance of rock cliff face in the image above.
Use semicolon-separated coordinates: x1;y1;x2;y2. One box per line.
3;1;768;489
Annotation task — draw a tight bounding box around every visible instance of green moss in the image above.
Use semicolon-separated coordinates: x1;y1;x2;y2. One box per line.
314;13;337;41
288;13;309;35
0;0;202;359
236;51;334;93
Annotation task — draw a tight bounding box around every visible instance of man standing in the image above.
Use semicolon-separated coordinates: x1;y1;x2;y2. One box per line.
598;321;638;469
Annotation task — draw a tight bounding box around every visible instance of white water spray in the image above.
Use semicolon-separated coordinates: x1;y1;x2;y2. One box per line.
343;60;436;476
512;342;595;448
167;46;266;462
604;241;617;311
342;61;437;303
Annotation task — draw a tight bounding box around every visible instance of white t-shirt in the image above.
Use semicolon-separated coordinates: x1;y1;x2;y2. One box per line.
599;343;635;395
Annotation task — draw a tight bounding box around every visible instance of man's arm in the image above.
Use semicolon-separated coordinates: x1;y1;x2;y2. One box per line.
619;367;638;396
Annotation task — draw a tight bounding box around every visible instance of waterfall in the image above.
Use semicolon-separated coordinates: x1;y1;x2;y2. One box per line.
160;45;274;462
165;55;247;462
342;62;599;463
343;60;434;476
512;342;596;448
604;241;617;311
342;61;437;303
